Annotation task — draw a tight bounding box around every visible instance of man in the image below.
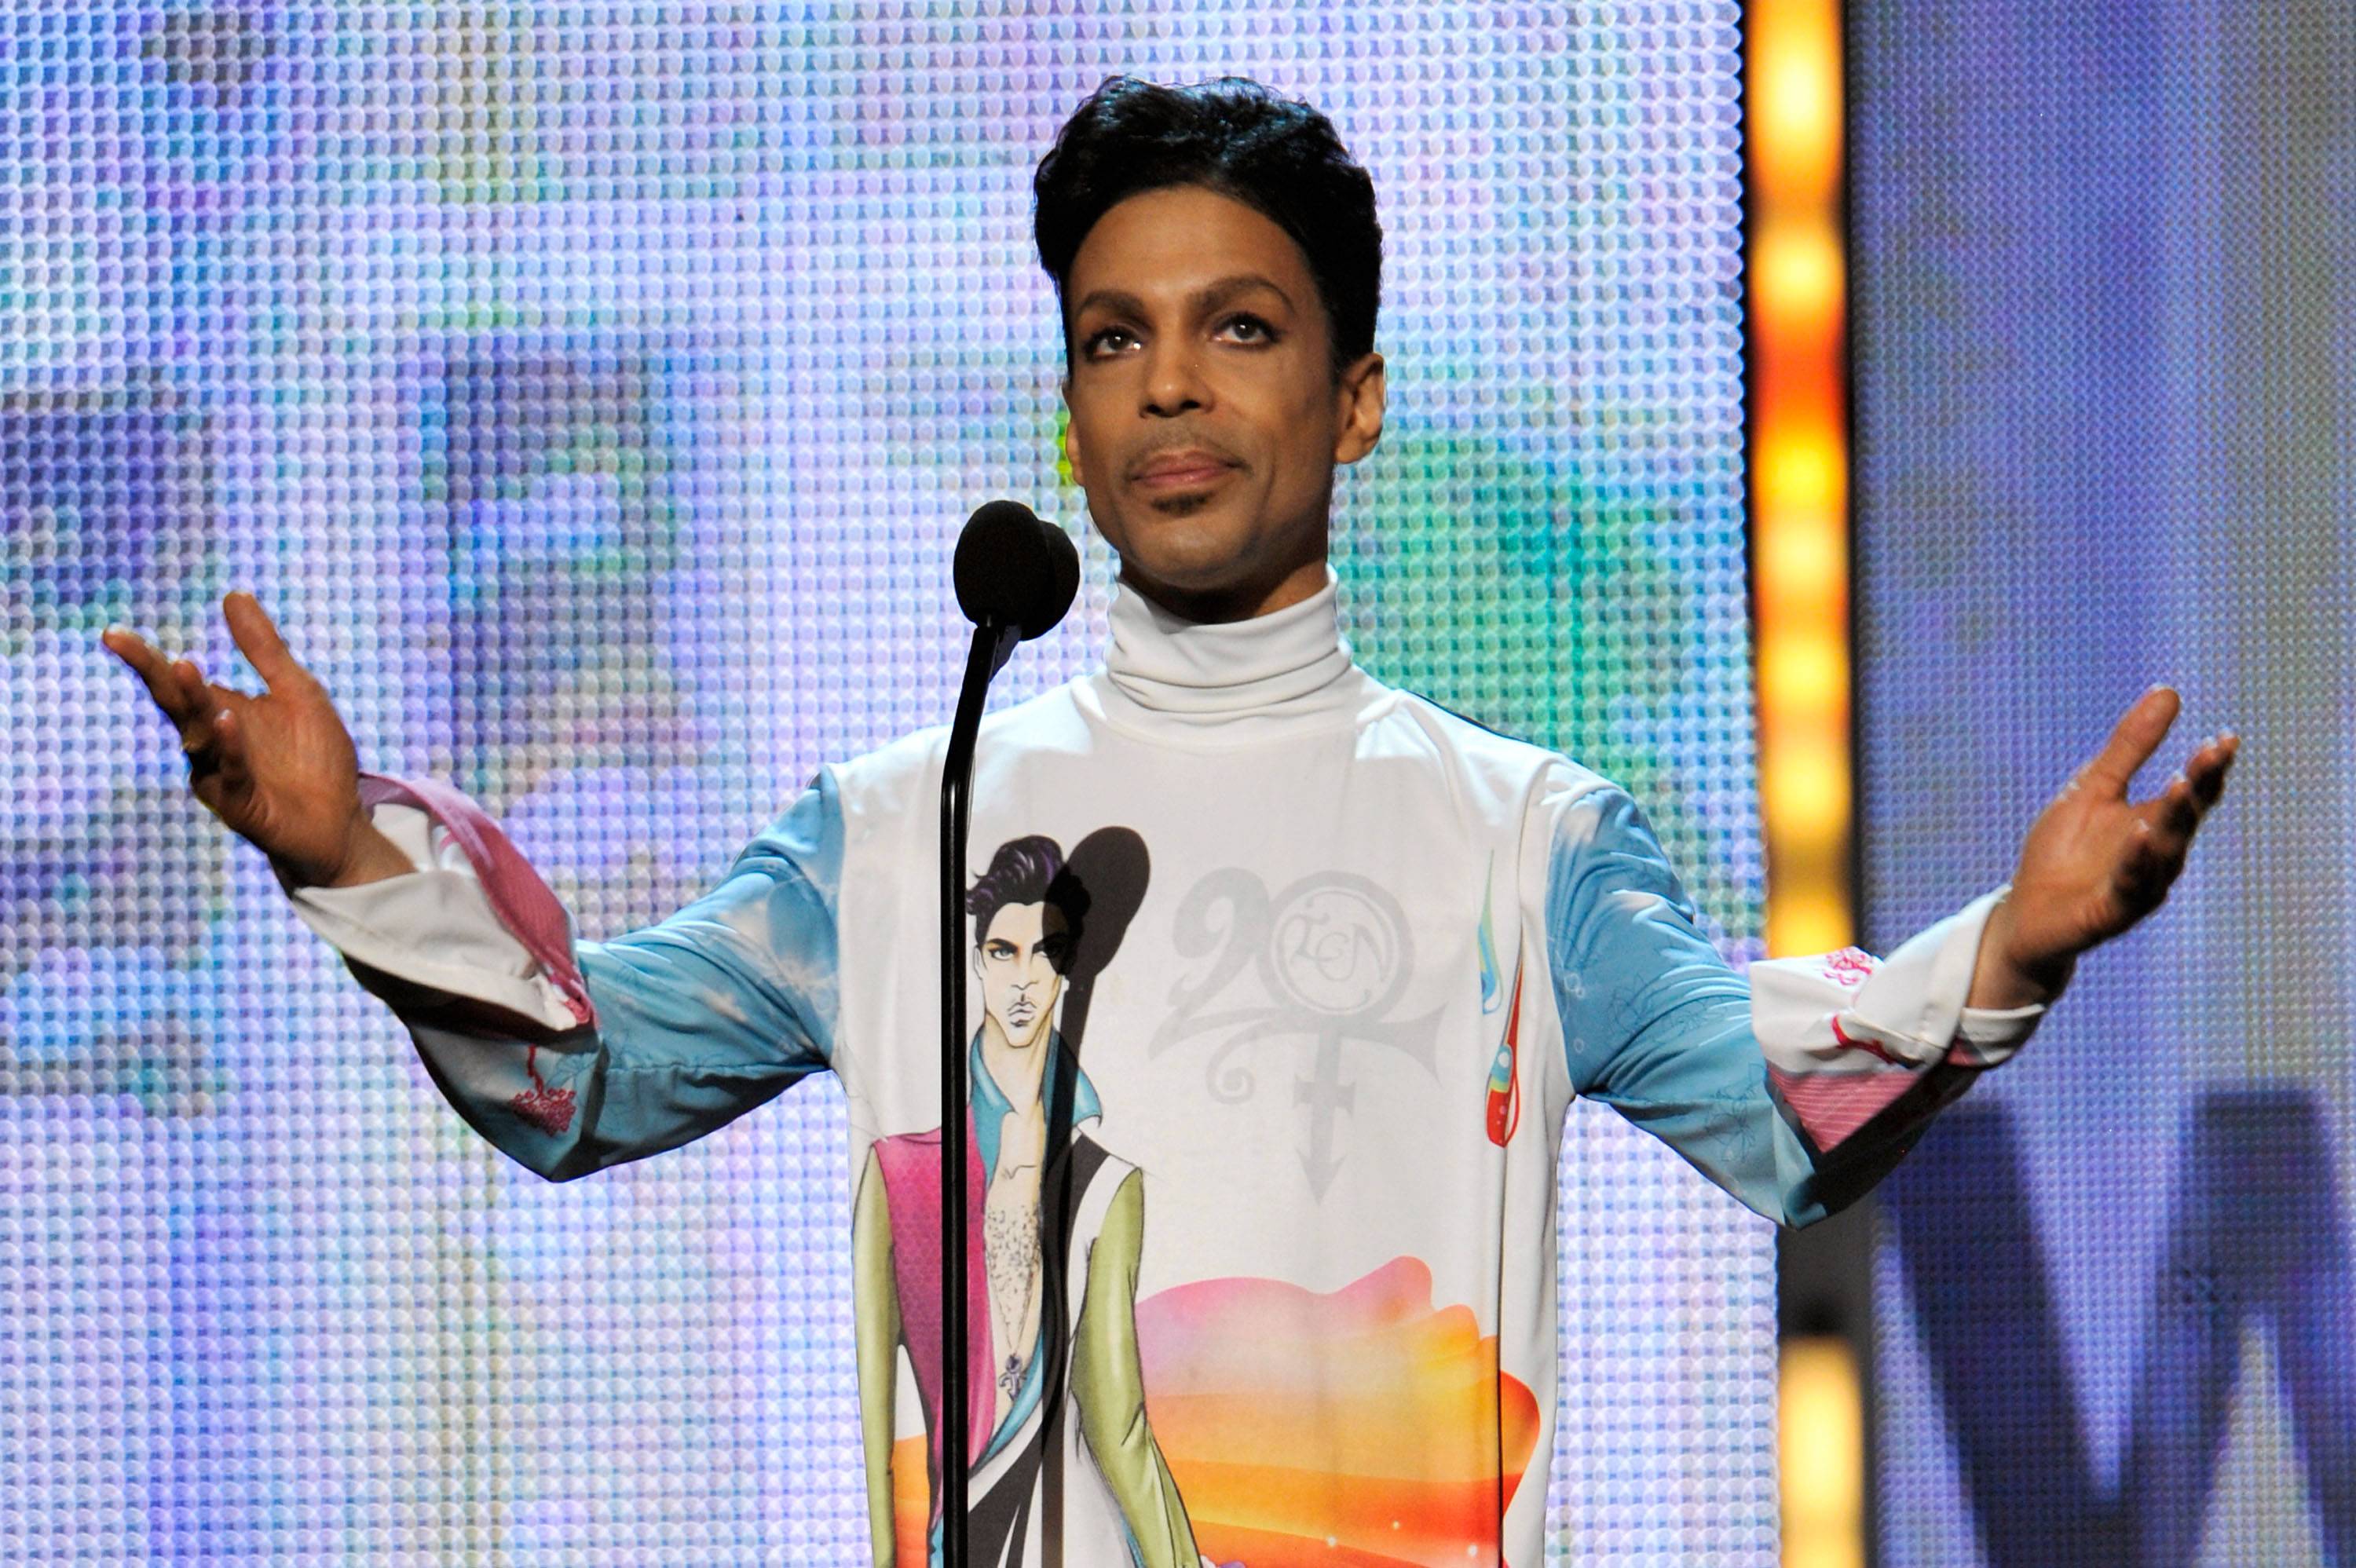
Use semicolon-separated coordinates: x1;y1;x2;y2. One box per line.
105;75;2236;1566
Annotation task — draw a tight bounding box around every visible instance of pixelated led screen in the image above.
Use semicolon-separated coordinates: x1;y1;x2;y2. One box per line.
2;5;1762;1560
1853;2;2356;1562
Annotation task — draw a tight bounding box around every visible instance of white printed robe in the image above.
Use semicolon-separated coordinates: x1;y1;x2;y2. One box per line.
284;565;2043;1566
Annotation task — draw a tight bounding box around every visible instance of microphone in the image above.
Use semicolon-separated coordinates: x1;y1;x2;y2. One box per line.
937;499;1075;1564
953;498;1080;639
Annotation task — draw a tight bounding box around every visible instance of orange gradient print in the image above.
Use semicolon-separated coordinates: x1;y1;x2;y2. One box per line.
1136;1256;1541;1567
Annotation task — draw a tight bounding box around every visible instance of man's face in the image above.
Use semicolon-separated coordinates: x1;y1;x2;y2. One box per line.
1059;184;1385;620
974;901;1069;1052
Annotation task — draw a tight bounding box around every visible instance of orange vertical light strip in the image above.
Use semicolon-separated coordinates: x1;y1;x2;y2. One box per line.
1781;1336;1867;1568
1750;0;1852;962
1749;2;1867;1567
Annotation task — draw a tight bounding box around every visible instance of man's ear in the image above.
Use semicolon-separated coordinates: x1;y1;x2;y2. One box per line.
1333;349;1387;466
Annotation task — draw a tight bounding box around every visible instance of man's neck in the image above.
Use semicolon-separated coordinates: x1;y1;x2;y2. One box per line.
979;1018;1052;1119
1117;553;1330;625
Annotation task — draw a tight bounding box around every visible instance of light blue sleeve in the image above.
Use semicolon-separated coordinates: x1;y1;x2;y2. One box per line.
306;768;843;1182
1546;781;1986;1228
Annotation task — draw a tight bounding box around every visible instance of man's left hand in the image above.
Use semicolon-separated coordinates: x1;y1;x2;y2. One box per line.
1969;685;2239;1011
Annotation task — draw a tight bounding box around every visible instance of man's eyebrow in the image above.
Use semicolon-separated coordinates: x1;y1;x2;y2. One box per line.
1072;272;1297;320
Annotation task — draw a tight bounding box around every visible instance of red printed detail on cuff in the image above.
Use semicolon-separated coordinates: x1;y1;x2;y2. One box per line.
508;1040;578;1135
509;1085;578;1135
1829;1013;1912;1068
354;769;598;1030
1820;946;1879;988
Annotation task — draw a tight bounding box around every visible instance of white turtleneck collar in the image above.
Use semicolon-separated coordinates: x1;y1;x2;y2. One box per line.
1081;562;1390;745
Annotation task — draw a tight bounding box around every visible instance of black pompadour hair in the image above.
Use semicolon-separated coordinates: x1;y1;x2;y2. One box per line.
966;834;1092;970
1032;75;1382;384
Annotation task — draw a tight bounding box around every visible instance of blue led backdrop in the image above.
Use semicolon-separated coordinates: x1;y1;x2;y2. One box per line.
3;4;1761;1561
1853;2;2356;1560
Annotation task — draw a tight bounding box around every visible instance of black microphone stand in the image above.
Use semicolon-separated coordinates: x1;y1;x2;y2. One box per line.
939;616;1018;1568
936;498;1076;1566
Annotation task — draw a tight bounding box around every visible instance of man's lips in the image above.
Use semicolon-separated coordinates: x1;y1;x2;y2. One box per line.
1132;451;1239;489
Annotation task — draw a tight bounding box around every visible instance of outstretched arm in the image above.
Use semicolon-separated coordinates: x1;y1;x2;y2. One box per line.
283;769;843;1181
107;590;843;1182
1551;687;2235;1226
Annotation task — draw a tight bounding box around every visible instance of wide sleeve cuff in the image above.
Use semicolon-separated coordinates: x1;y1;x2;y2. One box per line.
1749;886;2047;1150
279;772;594;1035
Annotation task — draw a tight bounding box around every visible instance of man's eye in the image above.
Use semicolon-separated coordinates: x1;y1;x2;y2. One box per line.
1221;313;1275;343
1084;326;1134;357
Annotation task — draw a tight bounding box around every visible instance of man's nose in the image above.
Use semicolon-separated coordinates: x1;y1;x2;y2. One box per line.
1141;337;1208;417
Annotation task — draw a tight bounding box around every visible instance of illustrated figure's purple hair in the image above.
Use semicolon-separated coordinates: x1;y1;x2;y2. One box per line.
967;834;1092;971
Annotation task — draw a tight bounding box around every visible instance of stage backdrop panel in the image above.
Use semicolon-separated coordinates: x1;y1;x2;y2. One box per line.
1853;1;2356;1562
2;4;1762;1561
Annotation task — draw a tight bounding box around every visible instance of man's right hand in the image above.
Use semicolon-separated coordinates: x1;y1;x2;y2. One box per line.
103;590;415;889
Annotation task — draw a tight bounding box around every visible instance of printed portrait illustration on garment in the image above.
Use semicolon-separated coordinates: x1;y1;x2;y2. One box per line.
851;828;1547;1568
854;827;1203;1567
